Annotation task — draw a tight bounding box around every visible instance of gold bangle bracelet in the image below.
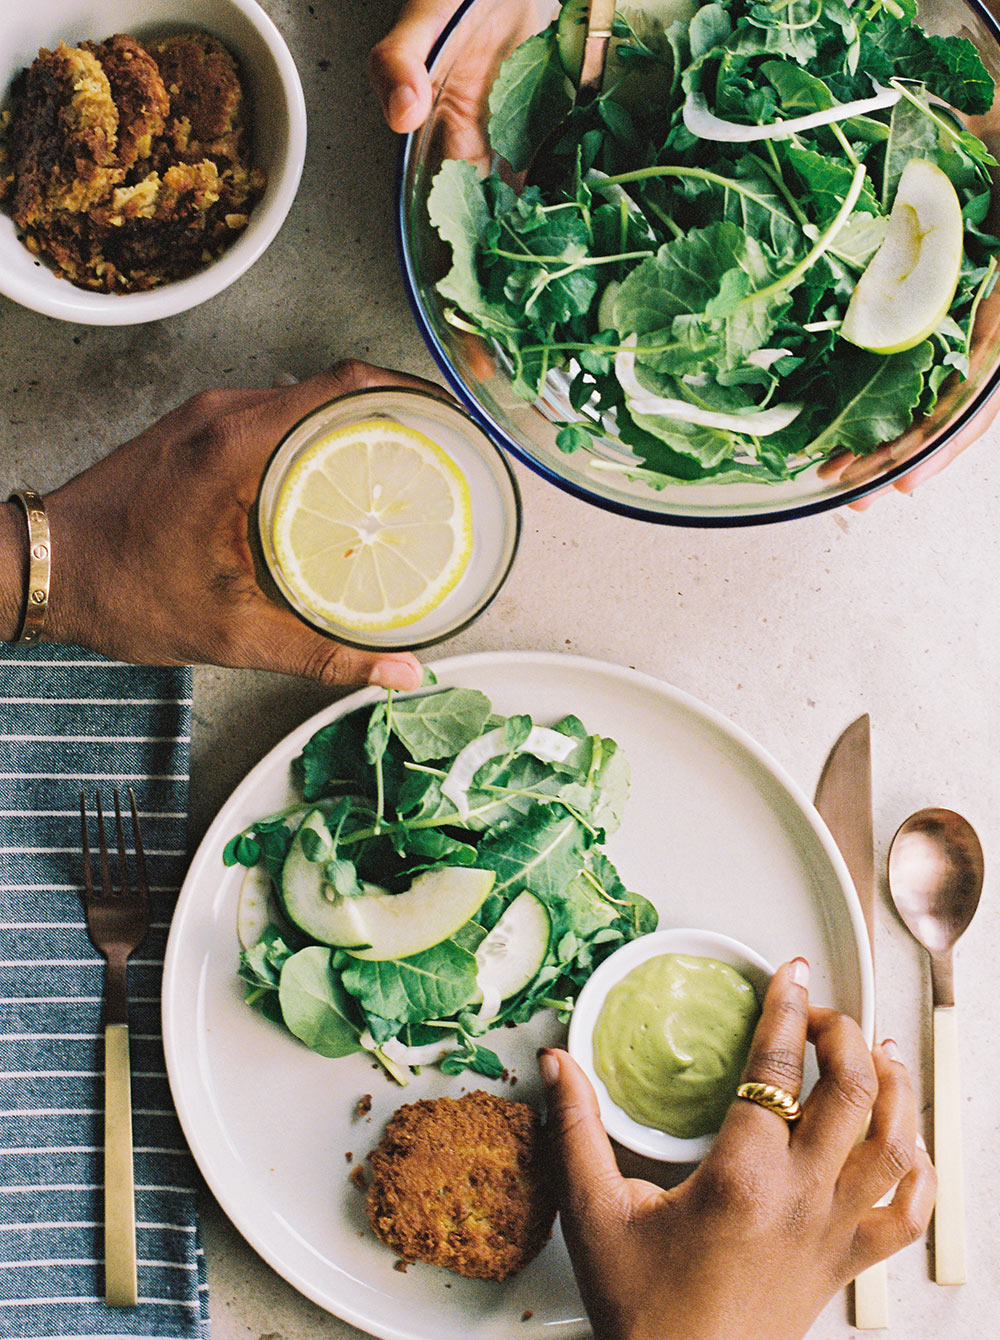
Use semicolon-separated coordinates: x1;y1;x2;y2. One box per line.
8;487;50;645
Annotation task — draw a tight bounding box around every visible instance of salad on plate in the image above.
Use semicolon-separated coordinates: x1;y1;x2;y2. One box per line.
226;685;657;1082
427;0;1000;487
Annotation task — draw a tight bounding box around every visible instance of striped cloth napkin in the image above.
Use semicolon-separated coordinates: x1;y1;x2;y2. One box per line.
0;643;209;1337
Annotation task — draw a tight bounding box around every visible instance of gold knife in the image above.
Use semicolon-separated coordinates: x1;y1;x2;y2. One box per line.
814;714;888;1330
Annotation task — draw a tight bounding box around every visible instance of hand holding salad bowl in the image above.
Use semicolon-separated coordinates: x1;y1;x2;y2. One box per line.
394;0;1000;521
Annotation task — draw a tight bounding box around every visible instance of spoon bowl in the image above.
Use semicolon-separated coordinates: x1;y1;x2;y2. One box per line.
888;807;984;989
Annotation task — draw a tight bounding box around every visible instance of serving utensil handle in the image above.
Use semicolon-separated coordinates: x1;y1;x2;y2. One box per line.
853;1108;889;1328
104;1022;139;1306
933;1005;966;1285
854;1258;889;1328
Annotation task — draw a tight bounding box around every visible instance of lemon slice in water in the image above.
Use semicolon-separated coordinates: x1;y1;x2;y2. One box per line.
271;419;474;632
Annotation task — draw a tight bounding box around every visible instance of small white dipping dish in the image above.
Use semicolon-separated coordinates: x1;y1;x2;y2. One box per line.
568;927;774;1163
0;0;306;324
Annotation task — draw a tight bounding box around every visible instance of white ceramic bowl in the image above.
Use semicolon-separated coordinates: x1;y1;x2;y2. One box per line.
0;0;306;325
568;928;774;1163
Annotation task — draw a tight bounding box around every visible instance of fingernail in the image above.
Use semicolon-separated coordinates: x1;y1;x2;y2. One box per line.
368;659;421;690
271;371;299;386
916;1133;927;1151
537;1047;560;1087
789;957;810;989
881;1037;902;1063
388;84;418;125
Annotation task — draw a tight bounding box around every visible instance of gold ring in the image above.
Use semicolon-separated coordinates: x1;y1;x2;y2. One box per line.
736;1081;802;1122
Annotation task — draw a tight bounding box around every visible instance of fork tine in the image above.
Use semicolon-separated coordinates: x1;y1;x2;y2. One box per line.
80;791;94;905
128;789;149;903
95;792;113;899
113;789;131;900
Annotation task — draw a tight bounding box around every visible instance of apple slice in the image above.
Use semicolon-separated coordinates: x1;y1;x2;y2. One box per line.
840;158;963;355
279;810;496;955
343;866;495;960
237;863;281;950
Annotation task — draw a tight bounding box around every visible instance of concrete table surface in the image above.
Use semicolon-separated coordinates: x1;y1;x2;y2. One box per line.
2;1;999;1337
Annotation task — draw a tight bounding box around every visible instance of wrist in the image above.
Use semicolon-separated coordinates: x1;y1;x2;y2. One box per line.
44;484;95;650
0;501;28;642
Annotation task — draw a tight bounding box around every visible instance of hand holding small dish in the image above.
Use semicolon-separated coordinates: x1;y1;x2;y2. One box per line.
546;959;934;1340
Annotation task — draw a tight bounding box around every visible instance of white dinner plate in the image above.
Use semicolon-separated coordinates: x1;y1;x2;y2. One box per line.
162;651;873;1340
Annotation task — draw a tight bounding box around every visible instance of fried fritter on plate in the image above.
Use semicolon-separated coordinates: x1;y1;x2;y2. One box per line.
365;1091;556;1282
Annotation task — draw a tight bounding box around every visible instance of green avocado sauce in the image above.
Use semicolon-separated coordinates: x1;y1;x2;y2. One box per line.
592;953;761;1139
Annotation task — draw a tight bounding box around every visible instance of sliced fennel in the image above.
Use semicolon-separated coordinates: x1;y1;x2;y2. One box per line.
616;339;802;433
683;83;901;143
360;1029;451;1069
747;347;794;369
441;724;577;820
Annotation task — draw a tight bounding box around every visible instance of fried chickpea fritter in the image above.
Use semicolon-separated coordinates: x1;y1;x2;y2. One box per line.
5;42;120;227
365;1091;556;1282
146;33;245;164
0;29;265;292
83;35;169;170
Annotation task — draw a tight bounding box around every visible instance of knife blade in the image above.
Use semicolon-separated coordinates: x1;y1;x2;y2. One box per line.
815;714;875;949
814;714;888;1330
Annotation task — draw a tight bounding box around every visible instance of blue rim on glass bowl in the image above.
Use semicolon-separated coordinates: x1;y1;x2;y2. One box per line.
397;0;1000;527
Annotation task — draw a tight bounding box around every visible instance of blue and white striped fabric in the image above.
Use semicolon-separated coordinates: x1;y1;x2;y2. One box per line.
0;642;209;1337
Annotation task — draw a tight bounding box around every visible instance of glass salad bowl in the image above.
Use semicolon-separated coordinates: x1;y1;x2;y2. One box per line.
397;0;1000;525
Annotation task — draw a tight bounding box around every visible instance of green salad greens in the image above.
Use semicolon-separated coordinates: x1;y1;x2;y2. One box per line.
226;685;656;1082
427;0;999;486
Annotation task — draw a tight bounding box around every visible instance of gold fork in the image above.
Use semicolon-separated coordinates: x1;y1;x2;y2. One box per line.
80;788;151;1308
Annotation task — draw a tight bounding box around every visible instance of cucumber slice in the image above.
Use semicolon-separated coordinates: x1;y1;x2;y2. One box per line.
237;863;281;950
473;891;551;1022
280;809;369;946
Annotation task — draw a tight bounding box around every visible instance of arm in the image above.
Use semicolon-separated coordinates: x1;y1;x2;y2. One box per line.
2;361;431;690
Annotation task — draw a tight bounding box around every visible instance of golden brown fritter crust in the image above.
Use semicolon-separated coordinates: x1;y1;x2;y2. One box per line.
4;42;121;227
365;1091;556;1282
83;34;169;171
0;29;265;292
146;33;245;164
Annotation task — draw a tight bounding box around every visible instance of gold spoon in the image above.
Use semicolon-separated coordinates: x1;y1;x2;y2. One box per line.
887;807;985;1285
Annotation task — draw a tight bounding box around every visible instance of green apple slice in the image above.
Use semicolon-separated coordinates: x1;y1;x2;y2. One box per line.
840;158;963;355
237;863;281;949
344;866;496;960
280;808;495;953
